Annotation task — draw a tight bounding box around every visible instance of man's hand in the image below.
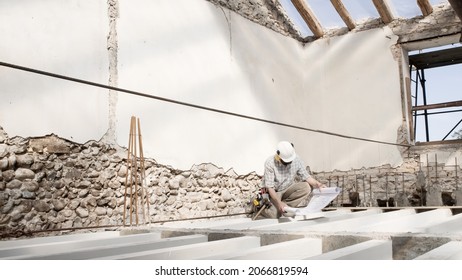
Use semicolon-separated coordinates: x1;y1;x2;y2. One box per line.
277;201;288;213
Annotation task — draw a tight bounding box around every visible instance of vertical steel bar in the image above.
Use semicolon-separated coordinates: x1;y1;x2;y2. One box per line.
435;153;438;184
385;172;389;207
369;175;373;207
362;174;366;207
456;157;459;190
402;172;405;193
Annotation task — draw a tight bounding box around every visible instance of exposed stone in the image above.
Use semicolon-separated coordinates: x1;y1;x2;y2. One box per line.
6;179;22;189
16;154;34;168
33;201;50;212
76;207;89;218
221;188;233;202
21;191;36;199
52;200;66;211
0;158;9;170
15;168;35;180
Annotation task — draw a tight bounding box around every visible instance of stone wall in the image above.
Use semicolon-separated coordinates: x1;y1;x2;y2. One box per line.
0;127;261;239
1;125;462;239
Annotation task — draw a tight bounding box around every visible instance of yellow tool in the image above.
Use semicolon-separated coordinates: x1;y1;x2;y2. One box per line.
252;188;271;220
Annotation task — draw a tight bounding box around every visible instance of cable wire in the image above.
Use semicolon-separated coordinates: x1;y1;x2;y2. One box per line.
0;61;411;148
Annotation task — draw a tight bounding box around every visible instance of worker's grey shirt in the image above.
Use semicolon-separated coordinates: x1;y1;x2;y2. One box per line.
262;155;311;192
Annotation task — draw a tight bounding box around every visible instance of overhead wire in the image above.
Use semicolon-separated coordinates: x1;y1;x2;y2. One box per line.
0;61;411;148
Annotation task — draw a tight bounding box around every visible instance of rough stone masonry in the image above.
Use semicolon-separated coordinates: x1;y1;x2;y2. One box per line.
0;126;260;239
1;125;462;239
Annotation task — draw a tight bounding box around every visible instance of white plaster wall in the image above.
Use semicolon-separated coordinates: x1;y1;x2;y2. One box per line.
0;0;109;143
116;0;305;174
0;0;406;175
295;28;405;171
116;0;404;173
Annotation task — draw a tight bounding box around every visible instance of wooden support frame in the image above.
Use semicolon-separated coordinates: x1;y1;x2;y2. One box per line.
291;0;324;38
123;116;151;227
330;0;355;30
417;0;433;16
372;0;394;24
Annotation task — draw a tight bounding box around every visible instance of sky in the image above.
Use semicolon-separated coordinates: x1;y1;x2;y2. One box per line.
279;0;461;142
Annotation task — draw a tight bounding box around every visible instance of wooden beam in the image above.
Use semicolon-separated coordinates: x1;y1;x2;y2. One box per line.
412;100;462;112
448;0;462;21
291;0;324;38
330;0;355;30
372;0;394;24
417;0;433;16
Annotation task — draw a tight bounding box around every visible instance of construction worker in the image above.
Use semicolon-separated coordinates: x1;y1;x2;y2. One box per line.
258;141;325;219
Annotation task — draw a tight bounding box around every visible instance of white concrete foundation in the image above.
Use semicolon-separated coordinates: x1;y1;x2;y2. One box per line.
3;208;462;260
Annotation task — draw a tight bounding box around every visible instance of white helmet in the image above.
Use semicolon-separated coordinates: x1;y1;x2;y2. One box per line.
276;141;296;162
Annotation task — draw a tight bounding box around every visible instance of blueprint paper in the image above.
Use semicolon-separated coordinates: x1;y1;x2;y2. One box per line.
284;186;341;215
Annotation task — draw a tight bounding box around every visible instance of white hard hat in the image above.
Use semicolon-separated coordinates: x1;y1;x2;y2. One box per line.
276;141;296;162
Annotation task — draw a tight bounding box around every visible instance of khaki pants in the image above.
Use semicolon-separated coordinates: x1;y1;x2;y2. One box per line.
259;182;311;219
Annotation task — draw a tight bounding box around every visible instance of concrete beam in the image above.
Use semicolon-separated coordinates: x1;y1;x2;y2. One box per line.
0;231;120;250
226;238;322;260
253;209;383;231
354;209;453;233
415;241;462;259
422;212;462;234
305;240;392;260
9;234;206;260
96;236;261;260
296;209;409;232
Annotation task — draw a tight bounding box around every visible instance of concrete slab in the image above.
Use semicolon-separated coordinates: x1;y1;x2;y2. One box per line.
305;240;392;260
8;234;205;260
96;236;261;260
414;241;462;260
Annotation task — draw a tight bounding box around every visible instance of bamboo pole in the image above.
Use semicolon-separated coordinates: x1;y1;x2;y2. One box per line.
123;116;151;227
123;116;135;226
137;117;149;225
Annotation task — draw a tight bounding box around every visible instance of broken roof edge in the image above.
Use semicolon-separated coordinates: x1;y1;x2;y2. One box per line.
206;0;306;42
206;0;460;46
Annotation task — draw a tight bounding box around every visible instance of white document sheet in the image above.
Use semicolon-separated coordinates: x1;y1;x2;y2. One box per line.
284;186;341;216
